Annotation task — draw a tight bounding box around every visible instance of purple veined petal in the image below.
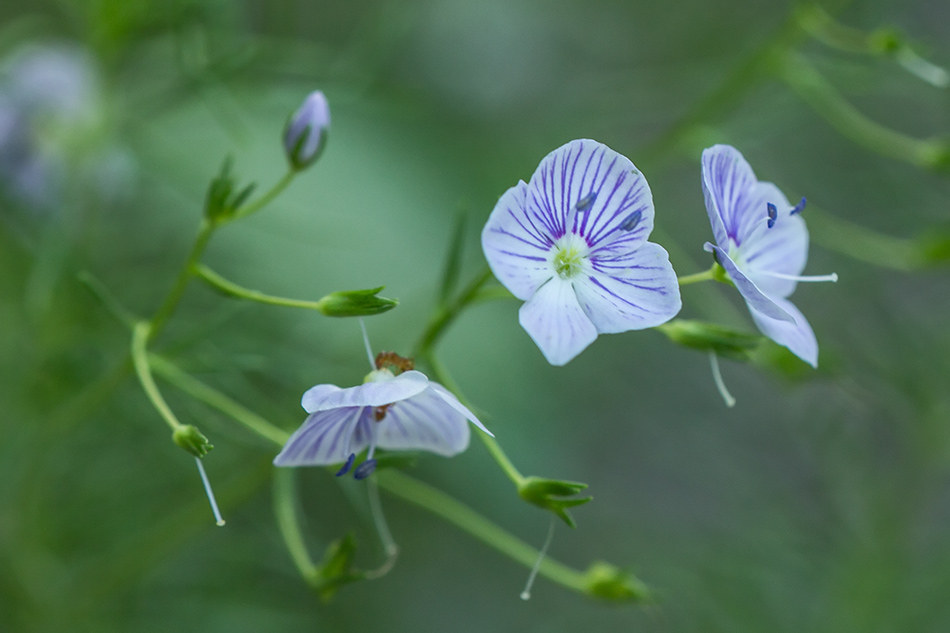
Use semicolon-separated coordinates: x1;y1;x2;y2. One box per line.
739;182;809;299
518;277;598;366
701;145;760;247
273;406;371;466
574;242;681;333
428;382;494;437
376;387;471;456
527;139;656;250
301;384;342;413
303;371;430;411
704;242;794;323
748;297;818;368
482;180;555;300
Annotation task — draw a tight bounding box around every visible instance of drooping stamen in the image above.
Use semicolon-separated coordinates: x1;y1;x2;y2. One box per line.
790;197;806;215
766;203;777;229
354;459;377;480
619;209;642;232
760;271;838;283
521;517;556;600
335;453;356;477
575;191;597;213
359;318;375;370
194;457;226;526
708;352;736;408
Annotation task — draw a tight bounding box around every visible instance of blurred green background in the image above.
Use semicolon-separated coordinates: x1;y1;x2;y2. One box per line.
1;0;949;631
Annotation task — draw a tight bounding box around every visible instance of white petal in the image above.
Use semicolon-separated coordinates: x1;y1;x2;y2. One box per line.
428;382;494;437
740;182;809;299
573;242;681;333
273;406;370;466
518;278;598;366
376;387;471;456
701;144;760;246
748;297;818;368
302;371;429;412
482;180;554;300
301;384;341;413
705;242;794;323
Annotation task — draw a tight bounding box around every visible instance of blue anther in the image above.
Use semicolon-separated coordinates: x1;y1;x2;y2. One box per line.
619;210;642;231
335;453;356;477
790;197;806;215
766;202;777;229
354;459;377;480
575;191;597;213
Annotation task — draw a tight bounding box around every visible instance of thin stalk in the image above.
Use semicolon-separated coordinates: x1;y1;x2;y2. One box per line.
131;322;184;432
233;170;295;221
415;266;494;357
195;264;331;311
273;468;318;583
678;267;717;286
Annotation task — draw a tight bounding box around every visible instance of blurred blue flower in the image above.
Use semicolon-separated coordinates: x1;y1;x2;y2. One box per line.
274;351;492;479
283;90;330;170
701;144;837;367
482;139;681;366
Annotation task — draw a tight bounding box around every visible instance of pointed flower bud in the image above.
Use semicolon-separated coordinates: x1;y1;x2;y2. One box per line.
582;561;651;602
316;287;398;317
173;424;213;457
284;91;330;171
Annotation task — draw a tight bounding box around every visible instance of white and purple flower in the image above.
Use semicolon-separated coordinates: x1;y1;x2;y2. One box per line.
274;349;493;479
481;139;681;366
701;144;837;368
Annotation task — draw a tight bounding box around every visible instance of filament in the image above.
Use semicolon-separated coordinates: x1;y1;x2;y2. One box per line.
521;517;555;600
708;352;736;408
761;271;838;283
358;317;375;369
195;457;225;526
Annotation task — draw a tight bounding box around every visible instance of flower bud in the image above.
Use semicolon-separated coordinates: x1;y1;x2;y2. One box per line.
316;286;397;317
283;91;330;171
657;319;764;361
582;561;651;602
173;424;213;457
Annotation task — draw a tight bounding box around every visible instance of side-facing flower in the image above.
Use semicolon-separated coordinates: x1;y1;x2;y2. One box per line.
481;139;681;366
274;351;493;479
701;144;837;367
283;90;330;171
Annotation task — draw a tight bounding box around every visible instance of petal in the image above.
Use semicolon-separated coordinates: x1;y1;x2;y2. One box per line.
705;243;794;323
518;277;598;366
301;384;341;413
701;144;760;246
428;382;494;437
376;387;471;456
748;297;818;367
302;371;430;412
273;406;370;466
574;241;681;333
740;182;809;299
528;139;655;250
482;180;555;300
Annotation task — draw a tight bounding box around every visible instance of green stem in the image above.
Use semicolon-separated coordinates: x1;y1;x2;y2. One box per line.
194;264;332;311
415;266;494;358
678;267;717;286
273;468;319;584
149;354;291;446
376;469;587;594
233;170;295;221
131;322;184;432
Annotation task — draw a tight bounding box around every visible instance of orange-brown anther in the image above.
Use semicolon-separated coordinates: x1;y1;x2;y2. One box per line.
373;404;391;421
374;351;415;374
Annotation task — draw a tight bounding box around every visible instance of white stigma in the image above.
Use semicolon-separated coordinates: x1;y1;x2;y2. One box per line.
359;317;375;369
521;517;556;600
761;271;838;283
195;457;225;526
709;352;736;408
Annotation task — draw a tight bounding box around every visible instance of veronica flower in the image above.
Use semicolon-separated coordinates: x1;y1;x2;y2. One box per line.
701;144;837;367
481;139;681;366
274;329;493;479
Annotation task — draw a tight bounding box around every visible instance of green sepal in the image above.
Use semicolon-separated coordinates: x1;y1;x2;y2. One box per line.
317;287;398;317
518;476;592;528
582;561;651;603
309;533;363;602
204;157;256;223
172;424;213;457
657;319;765;362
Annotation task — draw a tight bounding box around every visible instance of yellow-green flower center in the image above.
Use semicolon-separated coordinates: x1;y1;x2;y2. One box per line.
553;242;586;279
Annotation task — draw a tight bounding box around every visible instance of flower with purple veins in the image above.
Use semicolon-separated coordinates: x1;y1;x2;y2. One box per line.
701;144;837;368
481;138;681;366
274;348;493;479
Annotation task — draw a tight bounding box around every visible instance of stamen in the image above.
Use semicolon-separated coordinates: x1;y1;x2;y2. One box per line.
335;453;356;477
521;517;556;600
354;459;377;480
358;318;375;370
790;197;806;215
194;457;226;526
708;352;736;408
761;271;838;283
575;191;597;213
766;203;777;229
619;210;642;232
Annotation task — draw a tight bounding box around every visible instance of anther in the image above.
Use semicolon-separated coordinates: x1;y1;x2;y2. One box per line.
575;191;597;213
335;453;356;477
619;210;642;232
790;197;806;215
354;459;377;480
766;203;777;229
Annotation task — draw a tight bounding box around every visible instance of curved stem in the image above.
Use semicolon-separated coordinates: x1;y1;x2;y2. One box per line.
273;468;319;584
415;266;494;358
131;322;184;432
194;264;331;311
233;170;295;221
678;267;717;286
377;469;587;595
